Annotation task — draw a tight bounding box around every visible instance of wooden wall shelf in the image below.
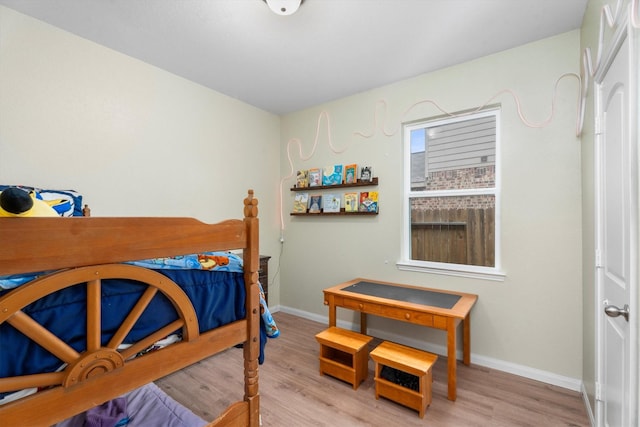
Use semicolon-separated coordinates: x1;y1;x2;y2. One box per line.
290;177;379;216
290;210;378;216
290;177;378;192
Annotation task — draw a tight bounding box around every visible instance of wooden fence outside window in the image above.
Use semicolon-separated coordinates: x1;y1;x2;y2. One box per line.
411;207;495;267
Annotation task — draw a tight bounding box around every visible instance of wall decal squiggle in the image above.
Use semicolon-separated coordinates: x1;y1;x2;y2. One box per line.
355;73;581;140
278;111;348;231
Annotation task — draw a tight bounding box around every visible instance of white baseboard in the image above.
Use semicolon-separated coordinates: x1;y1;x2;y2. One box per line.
274;305;584;393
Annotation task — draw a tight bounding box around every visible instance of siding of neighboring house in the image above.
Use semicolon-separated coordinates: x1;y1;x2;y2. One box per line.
428;115;496;172
411;115;496;190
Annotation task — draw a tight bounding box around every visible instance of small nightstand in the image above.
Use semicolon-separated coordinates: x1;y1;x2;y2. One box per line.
259;255;271;305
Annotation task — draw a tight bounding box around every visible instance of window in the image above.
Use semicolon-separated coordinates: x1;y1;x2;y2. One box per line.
399;108;503;280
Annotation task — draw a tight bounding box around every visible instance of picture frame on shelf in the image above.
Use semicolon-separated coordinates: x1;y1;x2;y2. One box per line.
322;165;343;186
323;193;341;213
359;166;373;183
344;164;357;184
296;170;309;188
293;192;309;213
308;194;322;213
344;192;358;212
308;168;322;187
359;191;378;213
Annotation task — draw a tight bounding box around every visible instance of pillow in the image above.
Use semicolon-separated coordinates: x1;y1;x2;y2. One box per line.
0;187;57;217
0;185;83;217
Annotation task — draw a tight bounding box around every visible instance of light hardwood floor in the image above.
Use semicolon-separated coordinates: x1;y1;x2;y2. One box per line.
156;312;590;426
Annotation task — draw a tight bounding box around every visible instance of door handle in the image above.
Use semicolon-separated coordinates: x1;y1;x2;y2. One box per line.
604;304;630;322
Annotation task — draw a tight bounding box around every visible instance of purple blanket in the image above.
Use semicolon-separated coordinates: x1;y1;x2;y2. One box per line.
54;382;207;427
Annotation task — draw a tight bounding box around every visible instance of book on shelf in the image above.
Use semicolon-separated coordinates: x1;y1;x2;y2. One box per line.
322;193;341;213
359;191;378;213
308;168;322;187
308;194;322;213
359;166;373;183
344;163;357;184
322;165;343;186
296;170;309;188
344;192;358;212
293;192;309;213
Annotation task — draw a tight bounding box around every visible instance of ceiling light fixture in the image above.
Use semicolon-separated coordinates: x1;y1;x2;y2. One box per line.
263;0;303;16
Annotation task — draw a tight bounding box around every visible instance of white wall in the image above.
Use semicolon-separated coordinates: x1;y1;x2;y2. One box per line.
279;31;584;383
0;6;283;286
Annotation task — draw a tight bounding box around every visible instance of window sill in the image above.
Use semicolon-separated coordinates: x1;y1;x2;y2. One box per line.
396;261;506;282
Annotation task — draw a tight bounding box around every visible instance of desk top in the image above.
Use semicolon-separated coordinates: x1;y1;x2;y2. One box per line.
324;278;478;319
342;281;461;309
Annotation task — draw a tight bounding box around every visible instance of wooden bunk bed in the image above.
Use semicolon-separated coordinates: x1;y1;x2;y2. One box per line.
0;190;261;426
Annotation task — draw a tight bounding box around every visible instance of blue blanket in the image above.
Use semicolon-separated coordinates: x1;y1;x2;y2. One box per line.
126;252;278;338
0;252;278;392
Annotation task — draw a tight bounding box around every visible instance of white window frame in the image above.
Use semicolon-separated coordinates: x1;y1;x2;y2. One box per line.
398;108;505;281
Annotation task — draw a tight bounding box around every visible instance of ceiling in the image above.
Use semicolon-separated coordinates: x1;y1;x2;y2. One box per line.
0;0;588;115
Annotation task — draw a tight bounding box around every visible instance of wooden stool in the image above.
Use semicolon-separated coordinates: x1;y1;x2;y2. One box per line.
370;341;438;418
315;326;373;390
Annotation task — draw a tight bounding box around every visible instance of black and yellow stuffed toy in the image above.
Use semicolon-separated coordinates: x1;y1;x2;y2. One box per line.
0;187;58;217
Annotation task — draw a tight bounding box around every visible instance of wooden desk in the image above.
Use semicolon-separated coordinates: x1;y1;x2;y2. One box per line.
323;278;478;401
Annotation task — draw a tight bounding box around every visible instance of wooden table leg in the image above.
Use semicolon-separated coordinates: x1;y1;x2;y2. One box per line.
360;312;367;334
447;317;457;401
463;313;471;366
328;301;336;327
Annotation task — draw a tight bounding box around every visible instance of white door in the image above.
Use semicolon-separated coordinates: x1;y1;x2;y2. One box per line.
596;27;637;427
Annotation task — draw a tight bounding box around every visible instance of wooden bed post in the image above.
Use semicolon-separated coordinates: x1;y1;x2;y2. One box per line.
243;190;260;427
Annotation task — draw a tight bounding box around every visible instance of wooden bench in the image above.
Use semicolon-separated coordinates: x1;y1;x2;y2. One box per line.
370;341;438;418
315;326;373;390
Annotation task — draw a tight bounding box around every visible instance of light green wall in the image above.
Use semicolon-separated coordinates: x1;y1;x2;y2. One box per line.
0;6;283;273
1;2;598;390
280;31;584;380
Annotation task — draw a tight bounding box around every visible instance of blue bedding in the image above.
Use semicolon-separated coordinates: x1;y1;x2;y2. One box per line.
0;253;277;388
